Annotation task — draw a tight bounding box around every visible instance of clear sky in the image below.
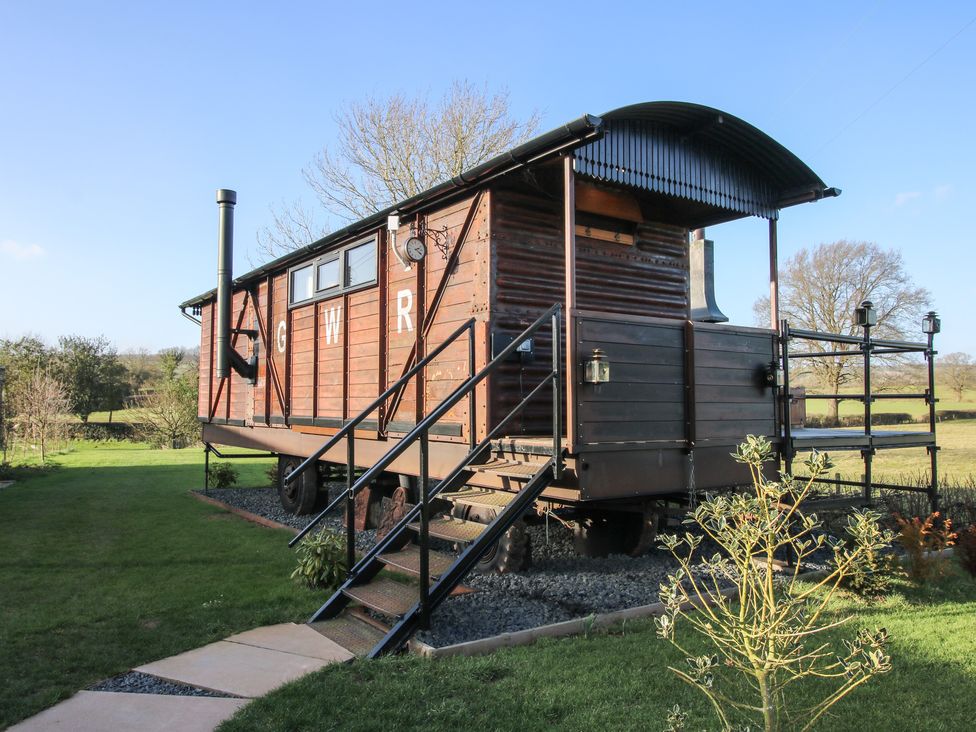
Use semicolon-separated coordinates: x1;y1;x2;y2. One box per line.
1;1;973;354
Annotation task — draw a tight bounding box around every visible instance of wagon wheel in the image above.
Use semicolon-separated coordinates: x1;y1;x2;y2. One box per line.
474;518;532;574
277;455;320;515
377;485;410;541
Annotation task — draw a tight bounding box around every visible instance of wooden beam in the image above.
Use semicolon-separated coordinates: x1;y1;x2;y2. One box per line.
564;154;576;452
769;217;780;331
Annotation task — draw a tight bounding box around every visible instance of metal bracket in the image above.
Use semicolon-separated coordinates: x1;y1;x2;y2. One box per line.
414;220;451;260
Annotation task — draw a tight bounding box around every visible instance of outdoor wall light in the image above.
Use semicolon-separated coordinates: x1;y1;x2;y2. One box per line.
583;348;611;384
854;300;877;328
922;311;941;335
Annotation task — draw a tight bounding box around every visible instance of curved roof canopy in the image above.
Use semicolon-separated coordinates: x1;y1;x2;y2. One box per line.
182;102;834;306
578;102;834;220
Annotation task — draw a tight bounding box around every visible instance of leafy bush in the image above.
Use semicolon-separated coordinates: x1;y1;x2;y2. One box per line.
291;529;347;590
265;463;279;489
957;525;976;579
657;435;892;732
896;512;956;583
838;509;896;599
208;462;238;489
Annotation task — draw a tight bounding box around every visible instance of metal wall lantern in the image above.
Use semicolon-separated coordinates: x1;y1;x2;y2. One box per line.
854;300;877;328
583;348;611;384
923;311;941;335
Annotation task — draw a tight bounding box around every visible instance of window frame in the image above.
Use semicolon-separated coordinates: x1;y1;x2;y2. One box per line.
287;235;379;308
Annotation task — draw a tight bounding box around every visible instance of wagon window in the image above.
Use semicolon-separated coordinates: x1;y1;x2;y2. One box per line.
316;258;340;292
289;264;314;304
345;240;376;288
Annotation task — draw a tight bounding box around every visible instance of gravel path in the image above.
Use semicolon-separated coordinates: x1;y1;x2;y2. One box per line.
88;671;230;697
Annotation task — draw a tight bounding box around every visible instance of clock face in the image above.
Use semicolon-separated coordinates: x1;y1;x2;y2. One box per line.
404;236;427;262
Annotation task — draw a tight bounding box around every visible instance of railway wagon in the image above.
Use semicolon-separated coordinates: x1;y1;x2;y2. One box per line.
179;101;903;654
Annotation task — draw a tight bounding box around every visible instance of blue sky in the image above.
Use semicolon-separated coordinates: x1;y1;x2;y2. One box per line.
1;1;973;354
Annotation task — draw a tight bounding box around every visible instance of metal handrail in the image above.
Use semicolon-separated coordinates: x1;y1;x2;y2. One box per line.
289;303;563;555
306;302;563;634
283;317;476;562
780;316;940;512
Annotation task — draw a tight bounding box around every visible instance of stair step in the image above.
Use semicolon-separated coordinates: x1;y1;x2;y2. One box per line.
470;459;540;480
308;614;387;657
491;437;558;456
378;545;457;579
343;578;418;618
438;487;516;509
409;516;485;544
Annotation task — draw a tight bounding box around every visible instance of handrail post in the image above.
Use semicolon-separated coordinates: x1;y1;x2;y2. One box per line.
468;321;476;450
780;320;793;476
861;309;874;505
552;306;562;479
346;438;355;576
926;327;939;512
419;430;430;629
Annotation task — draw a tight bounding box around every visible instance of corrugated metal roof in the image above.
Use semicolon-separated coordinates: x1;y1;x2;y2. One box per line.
181;102;832;308
577;102;830;219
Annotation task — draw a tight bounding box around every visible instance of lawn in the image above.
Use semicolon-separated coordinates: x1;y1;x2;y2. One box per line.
220;570;976;732
813;418;976;482
0;442;316;730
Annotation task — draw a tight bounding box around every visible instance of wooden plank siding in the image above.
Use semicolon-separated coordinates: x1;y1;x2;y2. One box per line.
198;193;489;447
489;177;690;436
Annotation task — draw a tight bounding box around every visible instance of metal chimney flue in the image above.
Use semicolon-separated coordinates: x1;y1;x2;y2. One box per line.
689;228;728;324
215;189;237;378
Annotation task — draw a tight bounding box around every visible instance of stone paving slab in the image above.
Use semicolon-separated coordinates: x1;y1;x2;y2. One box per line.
8;691;248;732
135;639;336;698
224;622;354;662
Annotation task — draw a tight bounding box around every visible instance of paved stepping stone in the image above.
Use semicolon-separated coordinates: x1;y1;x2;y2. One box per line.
135;623;352;697
7;691;247;732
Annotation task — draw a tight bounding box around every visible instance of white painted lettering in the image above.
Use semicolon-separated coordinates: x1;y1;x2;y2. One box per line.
276;320;287;353
397;289;414;333
324;306;342;344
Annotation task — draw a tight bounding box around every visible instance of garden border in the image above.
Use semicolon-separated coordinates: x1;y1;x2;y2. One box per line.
191;490;299;535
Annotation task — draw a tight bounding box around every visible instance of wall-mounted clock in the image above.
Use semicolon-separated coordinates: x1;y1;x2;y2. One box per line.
402;236;427;263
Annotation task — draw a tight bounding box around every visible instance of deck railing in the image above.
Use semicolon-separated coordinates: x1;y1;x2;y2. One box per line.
779;302;941;511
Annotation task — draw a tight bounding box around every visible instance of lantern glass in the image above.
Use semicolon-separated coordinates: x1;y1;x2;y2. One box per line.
583;349;610;384
922;311;940;335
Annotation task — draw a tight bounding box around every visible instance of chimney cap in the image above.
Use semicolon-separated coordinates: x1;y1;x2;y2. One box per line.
216;189;237;205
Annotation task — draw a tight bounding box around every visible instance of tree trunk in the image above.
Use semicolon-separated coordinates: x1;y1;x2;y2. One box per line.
827;398;839;423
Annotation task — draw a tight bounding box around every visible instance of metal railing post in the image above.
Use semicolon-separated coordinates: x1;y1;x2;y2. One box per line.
552;306;562;479
780;320;793;476
346;438;355;576
862;312;873;505
468;322;476;450
204;444;210;493
419;430;430;629
926;328;939;512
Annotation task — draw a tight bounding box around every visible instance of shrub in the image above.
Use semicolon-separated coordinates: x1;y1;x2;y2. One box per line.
957;525;976;579
838;509;896;599
895;512;956;583
208;462;238;489
657;435;892;732
291;529;347;590
265;463;280;489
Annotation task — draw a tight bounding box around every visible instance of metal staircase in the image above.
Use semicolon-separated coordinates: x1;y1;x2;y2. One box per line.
282;304;564;657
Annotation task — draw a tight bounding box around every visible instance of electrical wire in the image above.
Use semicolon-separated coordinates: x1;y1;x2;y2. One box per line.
817;12;976;152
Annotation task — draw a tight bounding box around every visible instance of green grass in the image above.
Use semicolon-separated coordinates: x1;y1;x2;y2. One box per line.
220;571;976;732
817;419;976;481
801;385;975;419
0;442;316;730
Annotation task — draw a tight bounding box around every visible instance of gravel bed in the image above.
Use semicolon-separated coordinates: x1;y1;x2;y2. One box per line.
202;486;834;649
199;484;377;551
88;671;230;697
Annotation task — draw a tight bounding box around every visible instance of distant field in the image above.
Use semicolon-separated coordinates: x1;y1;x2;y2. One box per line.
802;419;976;483
801;386;974;419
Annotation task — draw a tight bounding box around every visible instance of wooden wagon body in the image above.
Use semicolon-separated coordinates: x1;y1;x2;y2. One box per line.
182;102;839;508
